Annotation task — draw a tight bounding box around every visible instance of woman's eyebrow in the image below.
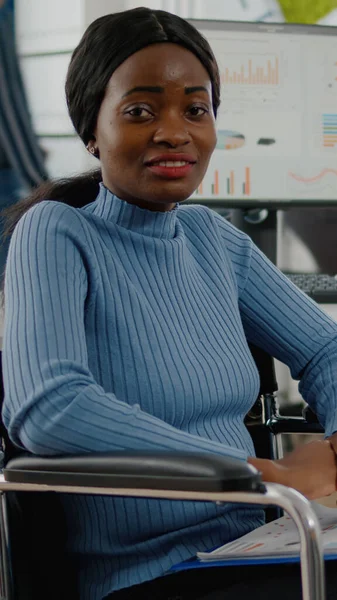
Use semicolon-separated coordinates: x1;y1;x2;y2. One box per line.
185;86;208;94
122;85;209;98
122;86;163;97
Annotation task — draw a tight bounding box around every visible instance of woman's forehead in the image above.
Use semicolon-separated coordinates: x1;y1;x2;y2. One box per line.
105;43;212;96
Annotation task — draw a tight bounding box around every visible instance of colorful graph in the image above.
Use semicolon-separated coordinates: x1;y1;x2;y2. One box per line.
196;167;251;197
289;169;337;184
221;55;279;86
212;171;219;195
243;167;250;195
322;114;337;148
216;130;245;150
226;170;235;195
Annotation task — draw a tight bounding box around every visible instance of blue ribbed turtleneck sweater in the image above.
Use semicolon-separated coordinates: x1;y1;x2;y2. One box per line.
3;184;337;599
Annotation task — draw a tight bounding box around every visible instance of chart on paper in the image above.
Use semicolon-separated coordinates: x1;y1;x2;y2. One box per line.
197;502;337;562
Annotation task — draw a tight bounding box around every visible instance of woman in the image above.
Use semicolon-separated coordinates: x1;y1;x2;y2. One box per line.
2;7;337;600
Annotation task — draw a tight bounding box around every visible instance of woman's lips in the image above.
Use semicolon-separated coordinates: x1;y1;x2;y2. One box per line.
146;160;195;179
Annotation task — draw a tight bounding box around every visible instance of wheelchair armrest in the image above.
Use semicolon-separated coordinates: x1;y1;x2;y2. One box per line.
4;451;265;493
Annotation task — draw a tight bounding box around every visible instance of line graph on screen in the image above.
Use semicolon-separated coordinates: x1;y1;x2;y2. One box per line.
288;168;337;197
289;169;337;184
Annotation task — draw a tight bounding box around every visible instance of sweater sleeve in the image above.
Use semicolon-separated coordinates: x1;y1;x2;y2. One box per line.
214;213;337;437
2;202;246;459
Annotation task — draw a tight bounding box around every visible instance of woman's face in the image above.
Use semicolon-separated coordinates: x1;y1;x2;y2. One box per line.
92;43;217;212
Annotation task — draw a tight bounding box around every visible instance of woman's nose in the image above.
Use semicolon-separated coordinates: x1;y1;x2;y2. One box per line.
152;114;191;148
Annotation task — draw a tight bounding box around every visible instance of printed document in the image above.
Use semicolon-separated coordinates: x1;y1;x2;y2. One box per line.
197;502;337;562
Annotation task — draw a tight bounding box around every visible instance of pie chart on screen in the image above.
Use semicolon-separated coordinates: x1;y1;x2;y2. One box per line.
216;130;245;150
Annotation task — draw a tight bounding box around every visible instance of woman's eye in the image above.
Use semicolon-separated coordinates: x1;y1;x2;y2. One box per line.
126;107;152;118
188;106;208;117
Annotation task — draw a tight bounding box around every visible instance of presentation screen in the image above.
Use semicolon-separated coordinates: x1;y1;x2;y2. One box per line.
189;20;337;207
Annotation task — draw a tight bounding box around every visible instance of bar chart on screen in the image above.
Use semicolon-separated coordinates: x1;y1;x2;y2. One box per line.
220;54;279;86
322;114;337;149
194;167;252;199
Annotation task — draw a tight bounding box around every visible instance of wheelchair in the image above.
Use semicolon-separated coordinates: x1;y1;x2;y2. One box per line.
0;346;327;600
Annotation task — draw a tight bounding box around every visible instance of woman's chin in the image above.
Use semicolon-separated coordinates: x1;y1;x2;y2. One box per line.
147;183;197;204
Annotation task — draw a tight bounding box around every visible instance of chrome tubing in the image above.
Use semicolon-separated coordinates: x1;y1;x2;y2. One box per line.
0;476;325;600
260;483;325;600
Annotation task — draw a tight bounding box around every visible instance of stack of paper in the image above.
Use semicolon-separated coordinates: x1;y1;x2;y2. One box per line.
197;503;337;562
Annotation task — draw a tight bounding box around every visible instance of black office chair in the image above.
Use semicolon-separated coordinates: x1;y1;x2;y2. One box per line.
0;348;326;600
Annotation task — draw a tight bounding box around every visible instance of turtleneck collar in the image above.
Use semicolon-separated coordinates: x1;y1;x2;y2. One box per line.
86;183;179;240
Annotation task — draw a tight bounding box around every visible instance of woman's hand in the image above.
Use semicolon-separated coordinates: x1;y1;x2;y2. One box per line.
327;431;337;455
249;440;337;500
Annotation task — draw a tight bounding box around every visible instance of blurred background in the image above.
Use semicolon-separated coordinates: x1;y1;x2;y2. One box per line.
7;0;337;183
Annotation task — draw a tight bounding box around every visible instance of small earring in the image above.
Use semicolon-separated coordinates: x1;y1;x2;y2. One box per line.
86;145;99;157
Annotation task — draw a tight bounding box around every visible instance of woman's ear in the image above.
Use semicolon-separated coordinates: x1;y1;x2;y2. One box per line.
86;139;100;159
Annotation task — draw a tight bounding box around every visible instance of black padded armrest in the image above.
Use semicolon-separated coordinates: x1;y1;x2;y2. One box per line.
5;451;265;493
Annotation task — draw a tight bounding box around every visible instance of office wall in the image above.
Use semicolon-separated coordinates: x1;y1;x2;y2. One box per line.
15;0;95;178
